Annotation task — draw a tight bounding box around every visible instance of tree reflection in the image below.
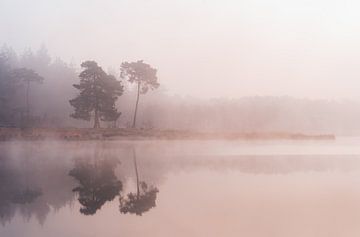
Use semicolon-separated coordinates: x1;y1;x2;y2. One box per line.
119;149;159;216
12;188;42;204
0;188;42;224
0;158;42;224
69;158;122;215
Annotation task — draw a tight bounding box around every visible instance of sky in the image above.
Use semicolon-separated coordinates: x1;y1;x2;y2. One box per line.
1;0;360;100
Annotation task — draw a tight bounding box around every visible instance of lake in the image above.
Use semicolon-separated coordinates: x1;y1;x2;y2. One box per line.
1;138;360;237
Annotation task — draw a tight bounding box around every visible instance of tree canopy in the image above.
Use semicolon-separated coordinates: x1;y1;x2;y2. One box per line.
12;68;44;125
69;61;124;128
0;50;44;126
120;60;159;94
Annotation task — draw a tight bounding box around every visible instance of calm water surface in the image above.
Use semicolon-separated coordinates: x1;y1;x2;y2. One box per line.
1;138;360;237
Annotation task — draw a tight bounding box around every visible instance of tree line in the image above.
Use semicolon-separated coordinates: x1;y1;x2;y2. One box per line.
3;45;360;134
0;45;160;129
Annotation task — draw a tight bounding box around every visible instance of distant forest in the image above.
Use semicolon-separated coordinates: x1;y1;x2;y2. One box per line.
1;44;360;135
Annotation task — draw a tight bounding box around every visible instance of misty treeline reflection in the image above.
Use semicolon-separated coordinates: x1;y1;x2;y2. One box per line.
0;147;159;225
2;140;359;226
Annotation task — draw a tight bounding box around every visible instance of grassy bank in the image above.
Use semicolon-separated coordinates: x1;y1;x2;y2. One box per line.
0;128;336;141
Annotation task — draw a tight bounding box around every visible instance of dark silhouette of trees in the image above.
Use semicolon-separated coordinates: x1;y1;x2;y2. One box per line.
0;55;15;123
70;61;124;128
119;149;159;215
120;60;159;128
11;68;44;124
69;158;122;215
0;48;44;126
0;45;81;127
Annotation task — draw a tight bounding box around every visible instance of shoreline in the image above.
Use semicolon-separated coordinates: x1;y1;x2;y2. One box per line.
0;128;336;141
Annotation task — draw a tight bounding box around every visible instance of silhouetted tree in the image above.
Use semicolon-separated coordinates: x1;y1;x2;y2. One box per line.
70;61;124;128
119;149;159;215
0;57;13;122
0;48;21;124
69;158;122;215
0;45;81;127
120;60;159;128
11;68;44;123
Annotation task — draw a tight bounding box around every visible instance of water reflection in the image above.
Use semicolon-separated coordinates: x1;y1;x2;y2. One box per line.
2;140;360;236
120;150;159;215
0;155;44;225
69;158;122;215
0;145;161;224
1;142;359;225
11;189;42;204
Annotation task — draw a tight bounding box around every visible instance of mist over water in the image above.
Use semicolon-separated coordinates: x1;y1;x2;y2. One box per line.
1;139;360;236
2;0;360;236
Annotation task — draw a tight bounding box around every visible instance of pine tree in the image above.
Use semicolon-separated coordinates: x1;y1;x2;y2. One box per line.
69;61;123;128
120;60;159;128
11;68;44;123
0;54;14;122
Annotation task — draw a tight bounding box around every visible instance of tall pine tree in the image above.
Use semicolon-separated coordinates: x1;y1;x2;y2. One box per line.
12;68;44;123
120;60;159;128
70;61;123;128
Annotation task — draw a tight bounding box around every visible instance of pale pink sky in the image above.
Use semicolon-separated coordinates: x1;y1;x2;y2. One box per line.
1;0;360;99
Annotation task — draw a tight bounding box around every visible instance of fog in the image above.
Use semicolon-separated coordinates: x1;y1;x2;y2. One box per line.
2;0;360;134
1;45;360;134
2;0;360;100
3;2;360;236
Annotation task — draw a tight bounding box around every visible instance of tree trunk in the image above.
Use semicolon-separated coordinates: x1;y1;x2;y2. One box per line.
93;81;100;129
93;75;100;129
26;80;30;124
132;149;140;199
94;108;100;129
132;82;141;128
